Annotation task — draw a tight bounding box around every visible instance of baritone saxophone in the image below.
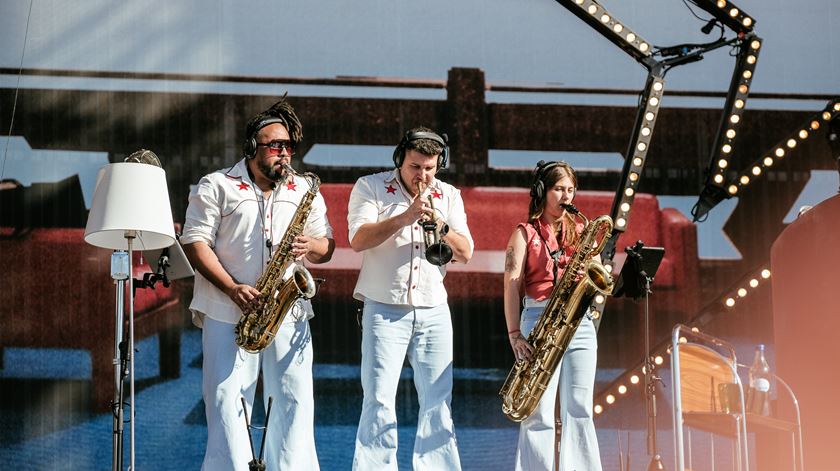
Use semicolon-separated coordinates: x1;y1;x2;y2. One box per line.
499;205;614;422
234;164;320;353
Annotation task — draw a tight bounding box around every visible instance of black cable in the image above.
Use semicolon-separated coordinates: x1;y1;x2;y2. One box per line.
1;0;34;180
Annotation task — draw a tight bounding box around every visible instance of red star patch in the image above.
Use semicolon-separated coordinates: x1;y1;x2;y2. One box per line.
286;181;297;191
431;189;443;199
385;184;397;194
237;182;250;191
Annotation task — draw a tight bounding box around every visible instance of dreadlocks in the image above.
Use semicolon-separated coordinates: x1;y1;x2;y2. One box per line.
245;92;303;146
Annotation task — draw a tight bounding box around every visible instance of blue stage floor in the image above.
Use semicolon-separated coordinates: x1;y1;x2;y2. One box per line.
0;328;704;470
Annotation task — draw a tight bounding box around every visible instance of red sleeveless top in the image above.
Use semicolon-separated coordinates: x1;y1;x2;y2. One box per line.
518;217;584;301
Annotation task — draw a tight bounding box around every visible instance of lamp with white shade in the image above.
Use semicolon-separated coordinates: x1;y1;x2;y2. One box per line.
84;157;175;471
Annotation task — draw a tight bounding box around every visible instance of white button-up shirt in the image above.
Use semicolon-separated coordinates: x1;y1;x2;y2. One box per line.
348;169;473;307
181;159;333;325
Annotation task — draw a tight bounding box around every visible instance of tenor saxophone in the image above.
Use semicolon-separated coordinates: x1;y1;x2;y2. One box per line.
499;206;614;422
234;164;320;353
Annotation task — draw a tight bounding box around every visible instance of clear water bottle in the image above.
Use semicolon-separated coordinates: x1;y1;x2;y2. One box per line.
746;344;772;416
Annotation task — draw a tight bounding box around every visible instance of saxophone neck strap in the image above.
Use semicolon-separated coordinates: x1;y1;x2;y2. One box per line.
532;220;564;282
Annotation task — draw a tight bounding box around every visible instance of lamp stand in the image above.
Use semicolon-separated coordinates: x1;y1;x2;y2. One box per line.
110;232;138;471
111;251;128;471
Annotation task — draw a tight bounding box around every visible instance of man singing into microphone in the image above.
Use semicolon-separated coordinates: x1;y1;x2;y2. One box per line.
181;96;334;470
347;127;473;470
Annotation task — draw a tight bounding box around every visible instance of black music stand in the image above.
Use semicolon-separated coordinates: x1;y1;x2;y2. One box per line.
136;235;195;291
615;241;666;470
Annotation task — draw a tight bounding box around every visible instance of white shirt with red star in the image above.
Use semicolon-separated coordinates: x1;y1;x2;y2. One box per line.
348;168;473;307
182;158;333;326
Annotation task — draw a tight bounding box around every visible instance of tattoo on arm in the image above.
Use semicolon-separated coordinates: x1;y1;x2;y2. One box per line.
504;247;518;273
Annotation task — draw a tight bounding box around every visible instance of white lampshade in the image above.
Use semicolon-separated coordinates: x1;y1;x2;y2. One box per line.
84;162;176;250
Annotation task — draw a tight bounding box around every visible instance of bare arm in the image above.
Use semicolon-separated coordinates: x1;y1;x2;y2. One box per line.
442;229;472;264
503;227;535;361
183;241;260;312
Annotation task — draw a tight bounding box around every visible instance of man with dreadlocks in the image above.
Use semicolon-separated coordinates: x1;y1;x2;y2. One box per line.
182;96;334;470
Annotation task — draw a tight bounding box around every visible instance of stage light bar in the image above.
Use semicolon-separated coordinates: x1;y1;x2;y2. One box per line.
690;0;756;34
610;73;666;235
723;267;771;308
692;33;762;222
731;99;840;195
554;0;656;68
707;34;762;191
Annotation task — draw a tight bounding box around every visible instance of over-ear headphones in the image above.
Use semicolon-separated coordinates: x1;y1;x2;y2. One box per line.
530;160;560;201
243;117;285;158
392;130;449;169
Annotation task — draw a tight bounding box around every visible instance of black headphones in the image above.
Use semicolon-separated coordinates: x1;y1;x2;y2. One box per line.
392;130;449;169
243;117;286;158
530;160;562;201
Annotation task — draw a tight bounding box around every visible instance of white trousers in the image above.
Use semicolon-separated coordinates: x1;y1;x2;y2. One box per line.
352;300;461;471
201;316;318;471
514;305;602;471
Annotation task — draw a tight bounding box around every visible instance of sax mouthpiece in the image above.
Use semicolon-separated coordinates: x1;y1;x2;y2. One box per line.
562;203;580;214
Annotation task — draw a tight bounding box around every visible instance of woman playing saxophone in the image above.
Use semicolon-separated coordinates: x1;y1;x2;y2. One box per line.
502;161;602;471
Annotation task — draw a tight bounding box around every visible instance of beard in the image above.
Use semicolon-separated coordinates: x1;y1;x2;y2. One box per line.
258;159;285;183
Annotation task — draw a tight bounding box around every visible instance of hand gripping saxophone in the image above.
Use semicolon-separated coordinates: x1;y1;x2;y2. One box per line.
234;164;320;353
499;206;615;422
